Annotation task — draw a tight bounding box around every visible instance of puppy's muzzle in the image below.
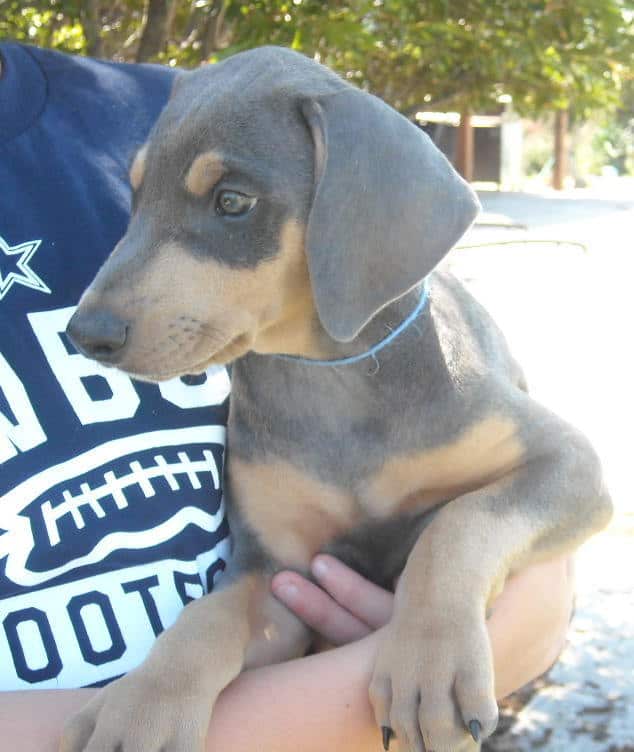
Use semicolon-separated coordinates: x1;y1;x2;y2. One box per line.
67;308;129;364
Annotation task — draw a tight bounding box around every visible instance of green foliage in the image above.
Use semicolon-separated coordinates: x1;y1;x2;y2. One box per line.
1;0;633;118
0;1;85;53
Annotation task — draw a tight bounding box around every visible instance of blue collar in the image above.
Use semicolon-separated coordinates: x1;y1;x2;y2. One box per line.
275;277;430;367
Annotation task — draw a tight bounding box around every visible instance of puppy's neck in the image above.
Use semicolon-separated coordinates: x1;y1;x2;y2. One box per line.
253;284;428;364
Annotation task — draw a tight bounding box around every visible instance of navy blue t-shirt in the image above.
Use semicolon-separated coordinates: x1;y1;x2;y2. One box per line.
0;44;230;689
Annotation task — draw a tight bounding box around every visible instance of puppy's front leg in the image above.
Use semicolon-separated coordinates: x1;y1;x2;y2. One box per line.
370;400;612;752
60;571;310;752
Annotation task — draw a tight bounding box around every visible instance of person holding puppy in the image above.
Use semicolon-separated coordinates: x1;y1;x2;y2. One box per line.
0;41;574;751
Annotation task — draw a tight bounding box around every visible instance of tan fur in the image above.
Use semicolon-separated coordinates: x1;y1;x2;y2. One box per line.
168;574;259;652
129;144;148;191
231;417;523;571
164;572;307;672
250;220;333;359
229;456;361;569
59;572;308;751
184;150;225;197
244;589;310;668
360;416;524;516
88;219;322;380
136;571;303;684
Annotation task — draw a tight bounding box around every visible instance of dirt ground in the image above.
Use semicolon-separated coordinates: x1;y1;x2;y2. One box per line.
445;183;634;751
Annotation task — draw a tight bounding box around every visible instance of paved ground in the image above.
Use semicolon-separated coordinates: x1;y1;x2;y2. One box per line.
444;183;634;751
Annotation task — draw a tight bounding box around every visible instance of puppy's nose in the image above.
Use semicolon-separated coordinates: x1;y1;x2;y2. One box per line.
66;309;128;362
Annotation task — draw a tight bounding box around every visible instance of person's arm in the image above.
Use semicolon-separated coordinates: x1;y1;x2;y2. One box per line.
0;641;380;752
0;636;380;752
0;554;573;752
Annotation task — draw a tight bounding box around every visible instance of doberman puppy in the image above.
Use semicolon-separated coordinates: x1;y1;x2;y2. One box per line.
64;46;611;752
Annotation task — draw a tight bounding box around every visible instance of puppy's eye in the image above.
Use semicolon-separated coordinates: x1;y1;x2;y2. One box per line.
216;190;256;216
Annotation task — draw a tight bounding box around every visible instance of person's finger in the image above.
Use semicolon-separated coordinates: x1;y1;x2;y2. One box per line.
271;571;373;645
311;555;394;629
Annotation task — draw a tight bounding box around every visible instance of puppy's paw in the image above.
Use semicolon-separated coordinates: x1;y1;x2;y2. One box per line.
369;611;498;752
59;667;213;752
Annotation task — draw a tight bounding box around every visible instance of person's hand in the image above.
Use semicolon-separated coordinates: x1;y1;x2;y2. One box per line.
272;552;575;686
272;555;394;645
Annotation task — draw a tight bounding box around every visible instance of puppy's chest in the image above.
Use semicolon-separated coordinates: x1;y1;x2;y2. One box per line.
227;409;520;569
228;361;522;568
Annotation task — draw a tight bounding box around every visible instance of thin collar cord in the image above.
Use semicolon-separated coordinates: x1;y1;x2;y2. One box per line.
275;276;431;367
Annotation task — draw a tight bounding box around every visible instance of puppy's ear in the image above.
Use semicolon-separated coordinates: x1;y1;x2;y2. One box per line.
301;90;480;342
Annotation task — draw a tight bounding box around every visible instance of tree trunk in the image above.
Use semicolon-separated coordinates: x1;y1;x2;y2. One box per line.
136;0;172;62
81;0;103;58
553;109;569;190
455;109;475;182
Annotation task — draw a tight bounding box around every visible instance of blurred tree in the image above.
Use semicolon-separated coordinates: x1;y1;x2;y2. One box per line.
136;0;176;61
1;0;632;119
355;0;634;118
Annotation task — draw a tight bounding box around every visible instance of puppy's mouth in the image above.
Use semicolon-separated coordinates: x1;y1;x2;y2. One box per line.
128;331;254;383
205;330;254;364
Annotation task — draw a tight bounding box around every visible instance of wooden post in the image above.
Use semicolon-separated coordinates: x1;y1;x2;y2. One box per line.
553;109;569;190
456;109;475;182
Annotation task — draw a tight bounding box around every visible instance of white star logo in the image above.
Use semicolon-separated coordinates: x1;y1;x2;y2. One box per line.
0;234;51;301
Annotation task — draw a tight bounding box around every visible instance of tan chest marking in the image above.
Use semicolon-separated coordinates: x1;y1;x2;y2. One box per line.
229;456;360;569
360;416;524;516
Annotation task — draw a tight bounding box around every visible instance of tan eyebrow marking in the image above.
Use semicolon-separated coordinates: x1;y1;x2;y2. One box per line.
129;144;148;191
185;150;225;197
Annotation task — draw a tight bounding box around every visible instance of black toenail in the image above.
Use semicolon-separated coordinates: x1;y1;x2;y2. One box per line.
381;726;394;750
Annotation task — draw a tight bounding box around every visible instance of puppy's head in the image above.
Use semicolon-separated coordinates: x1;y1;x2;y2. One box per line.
67;46;479;381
